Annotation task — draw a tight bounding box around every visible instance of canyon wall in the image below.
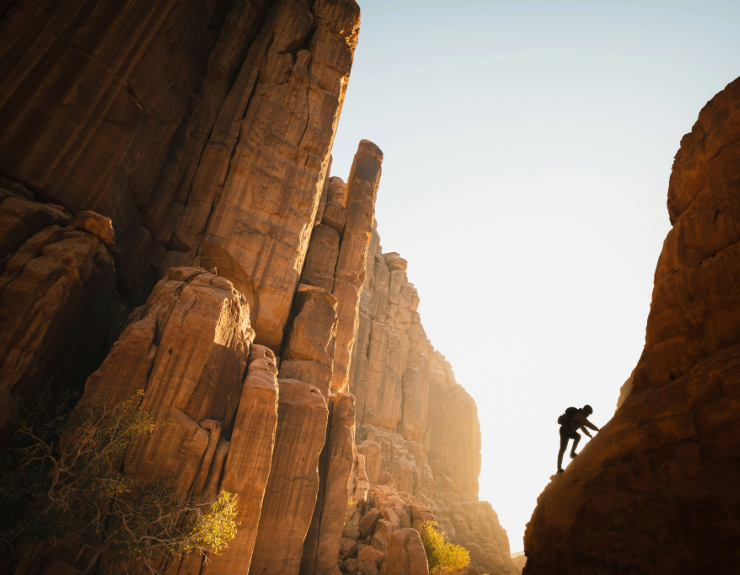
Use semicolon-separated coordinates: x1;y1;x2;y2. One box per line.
345;227;520;575
523;77;740;574
0;1;519;574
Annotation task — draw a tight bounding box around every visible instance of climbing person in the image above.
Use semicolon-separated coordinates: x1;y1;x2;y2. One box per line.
557;404;600;473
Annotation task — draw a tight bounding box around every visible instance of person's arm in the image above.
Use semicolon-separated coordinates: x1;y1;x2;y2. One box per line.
583;419;599;432
581;427;593;438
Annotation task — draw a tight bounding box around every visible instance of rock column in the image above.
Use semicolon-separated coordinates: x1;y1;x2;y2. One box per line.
331;140;384;393
206;345;279;575
249;379;330;575
300;392;357;575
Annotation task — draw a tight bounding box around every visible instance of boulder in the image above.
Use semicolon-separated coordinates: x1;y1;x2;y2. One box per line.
356;545;385;575
359;508;381;539
387;529;429;575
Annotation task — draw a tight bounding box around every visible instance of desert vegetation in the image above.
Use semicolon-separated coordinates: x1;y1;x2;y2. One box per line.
0;391;237;574
413;519;471;574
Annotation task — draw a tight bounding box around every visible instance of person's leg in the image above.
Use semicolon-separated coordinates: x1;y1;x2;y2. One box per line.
570;431;581;457
557;427;569;471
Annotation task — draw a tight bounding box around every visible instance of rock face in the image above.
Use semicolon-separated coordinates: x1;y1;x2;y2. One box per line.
250;379;329;575
300;393;357;575
281;284;338;399
79;266;257;489
0;0;360;319
387;528;429;575
523;77;740;574
0;2;520;575
178;0;362;351
207;344;279;575
0;181;116;433
330;140;383;393
348;226;518;575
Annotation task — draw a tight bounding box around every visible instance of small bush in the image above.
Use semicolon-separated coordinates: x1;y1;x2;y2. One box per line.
413;520;470;574
0;390;238;574
342;497;360;539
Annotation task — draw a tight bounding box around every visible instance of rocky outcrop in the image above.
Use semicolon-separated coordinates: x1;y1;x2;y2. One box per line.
301;393;356;575
347;227;518;575
177;0;362;351
523;77;740;574
330;140;383;393
0;0;360;319
0;3;522;575
250;379;329;575
387;528;429;575
0;0;242;301
206;344;279;575
511;552;526;572
281;284;338;399
0;181;116;433
80;266;256;488
65;267;278;572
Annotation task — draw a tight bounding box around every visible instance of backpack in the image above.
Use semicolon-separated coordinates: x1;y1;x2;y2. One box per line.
557;407;579;426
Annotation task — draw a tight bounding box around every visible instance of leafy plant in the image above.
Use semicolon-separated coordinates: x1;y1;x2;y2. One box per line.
0;390;237;574
413;519;470;574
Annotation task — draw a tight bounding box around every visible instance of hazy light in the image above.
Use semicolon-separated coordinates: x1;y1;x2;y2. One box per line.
331;0;740;551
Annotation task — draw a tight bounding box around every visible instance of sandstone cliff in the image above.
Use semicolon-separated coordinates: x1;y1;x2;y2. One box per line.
345;227;519;575
0;1;517;574
523;77;740;574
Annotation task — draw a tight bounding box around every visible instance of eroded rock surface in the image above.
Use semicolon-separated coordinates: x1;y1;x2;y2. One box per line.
0;2;521;574
347;226;518;575
0;184;116;432
523;77;740;575
250;379;330;575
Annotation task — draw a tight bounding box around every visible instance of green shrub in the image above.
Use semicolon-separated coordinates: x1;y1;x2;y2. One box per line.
413;519;470;574
0;391;237;574
342;497;360;539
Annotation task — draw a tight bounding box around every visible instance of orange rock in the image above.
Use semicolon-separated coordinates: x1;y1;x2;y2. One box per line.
301;393;357;575
349;227;518;575
68;211;115;246
249;379;329;575
281;284;338;399
302;225;341;293
206;345;279;575
331;140;383;393
356;544;385;575
195;0;361;350
0;195;115;432
523;77;740;575
80;267;254;490
387;528;429;575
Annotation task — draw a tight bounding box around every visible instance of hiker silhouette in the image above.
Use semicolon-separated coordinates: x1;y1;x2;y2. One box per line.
557;404;600;473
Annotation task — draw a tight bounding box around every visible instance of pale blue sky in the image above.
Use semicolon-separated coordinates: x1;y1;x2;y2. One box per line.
331;0;740;551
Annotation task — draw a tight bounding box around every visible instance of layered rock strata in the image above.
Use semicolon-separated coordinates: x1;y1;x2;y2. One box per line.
523;77;740;574
347;228;518;575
